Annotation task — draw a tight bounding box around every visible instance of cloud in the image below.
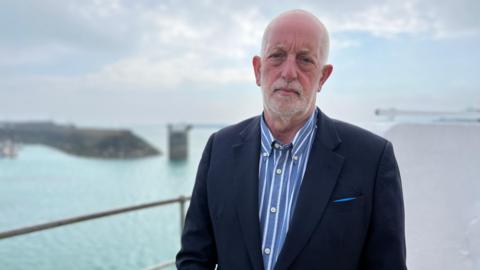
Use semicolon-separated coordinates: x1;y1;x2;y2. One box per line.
1;0;477;87
327;2;430;37
2;0;477;71
85;53;253;90
0;0;136;50
313;0;479;39
0;44;75;67
1;0;478;124
0;1;267;84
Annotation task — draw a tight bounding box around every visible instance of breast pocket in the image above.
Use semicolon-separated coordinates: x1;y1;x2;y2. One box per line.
327;194;365;213
317;194;368;251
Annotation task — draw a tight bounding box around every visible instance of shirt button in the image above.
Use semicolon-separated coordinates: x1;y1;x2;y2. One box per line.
293;155;298;161
270;207;277;213
274;143;280;149
264;248;271;255
276;168;282;174
263;152;269;157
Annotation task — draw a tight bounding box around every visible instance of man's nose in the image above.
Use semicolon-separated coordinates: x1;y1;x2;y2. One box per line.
280;55;298;82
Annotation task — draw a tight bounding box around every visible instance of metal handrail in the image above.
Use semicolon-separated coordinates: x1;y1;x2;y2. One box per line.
0;195;190;240
145;260;176;270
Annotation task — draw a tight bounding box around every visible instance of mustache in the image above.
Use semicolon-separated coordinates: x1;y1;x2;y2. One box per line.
271;79;303;95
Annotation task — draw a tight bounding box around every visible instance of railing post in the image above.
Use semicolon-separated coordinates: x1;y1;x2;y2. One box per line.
179;195;186;239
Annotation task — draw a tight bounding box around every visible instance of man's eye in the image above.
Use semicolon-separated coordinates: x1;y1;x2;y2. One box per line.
269;53;284;59
299;56;313;64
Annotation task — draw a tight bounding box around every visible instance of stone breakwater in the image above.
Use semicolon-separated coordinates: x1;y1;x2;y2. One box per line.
0;121;160;159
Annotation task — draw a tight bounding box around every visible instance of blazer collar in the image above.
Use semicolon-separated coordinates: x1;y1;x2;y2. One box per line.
315;108;342;151
233;116;264;270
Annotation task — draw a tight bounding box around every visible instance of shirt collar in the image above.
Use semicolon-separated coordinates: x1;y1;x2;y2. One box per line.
260;108;318;155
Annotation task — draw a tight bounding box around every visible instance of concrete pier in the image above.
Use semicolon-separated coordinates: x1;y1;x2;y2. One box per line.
168;124;191;161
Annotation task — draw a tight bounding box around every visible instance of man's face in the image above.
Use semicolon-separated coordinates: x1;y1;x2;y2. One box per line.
253;16;332;119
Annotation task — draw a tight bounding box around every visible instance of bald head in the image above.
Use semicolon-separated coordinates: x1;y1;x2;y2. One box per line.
261;10;330;65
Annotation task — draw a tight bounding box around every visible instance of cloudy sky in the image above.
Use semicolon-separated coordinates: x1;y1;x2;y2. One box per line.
1;0;479;126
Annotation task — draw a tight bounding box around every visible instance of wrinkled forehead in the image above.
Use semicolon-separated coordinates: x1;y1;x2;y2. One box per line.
264;26;322;54
261;12;328;59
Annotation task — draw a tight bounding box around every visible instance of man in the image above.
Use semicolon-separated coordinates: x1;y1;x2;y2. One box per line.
176;9;407;270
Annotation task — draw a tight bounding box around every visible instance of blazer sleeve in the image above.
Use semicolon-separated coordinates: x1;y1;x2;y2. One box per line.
360;141;407;269
176;134;217;270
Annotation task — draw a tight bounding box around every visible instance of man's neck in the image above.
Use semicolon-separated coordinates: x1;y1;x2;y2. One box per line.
263;109;315;144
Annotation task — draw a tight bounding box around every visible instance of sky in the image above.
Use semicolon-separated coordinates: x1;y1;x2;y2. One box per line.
1;0;479;126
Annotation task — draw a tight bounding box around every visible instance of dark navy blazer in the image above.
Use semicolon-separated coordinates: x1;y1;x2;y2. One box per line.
176;110;407;270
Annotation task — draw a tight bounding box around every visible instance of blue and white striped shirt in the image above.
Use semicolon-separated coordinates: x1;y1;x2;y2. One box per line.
258;109;318;270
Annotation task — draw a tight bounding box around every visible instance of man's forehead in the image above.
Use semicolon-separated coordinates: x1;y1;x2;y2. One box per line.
260;10;329;61
266;40;320;55
263;23;322;50
268;24;321;40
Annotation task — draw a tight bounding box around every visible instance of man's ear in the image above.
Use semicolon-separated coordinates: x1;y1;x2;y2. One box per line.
317;64;333;92
252;56;262;86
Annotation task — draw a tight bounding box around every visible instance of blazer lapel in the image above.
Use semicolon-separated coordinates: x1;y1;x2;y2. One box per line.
233;116;264;270
275;111;345;270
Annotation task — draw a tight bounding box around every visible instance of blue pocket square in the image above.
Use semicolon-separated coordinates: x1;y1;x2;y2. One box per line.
333;197;357;203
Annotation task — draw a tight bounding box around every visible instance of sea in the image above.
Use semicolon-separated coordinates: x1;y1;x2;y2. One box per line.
1;120;479;270
0;125;217;270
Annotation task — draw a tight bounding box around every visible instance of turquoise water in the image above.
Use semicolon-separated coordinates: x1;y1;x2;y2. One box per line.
0;125;217;270
3;121;480;269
